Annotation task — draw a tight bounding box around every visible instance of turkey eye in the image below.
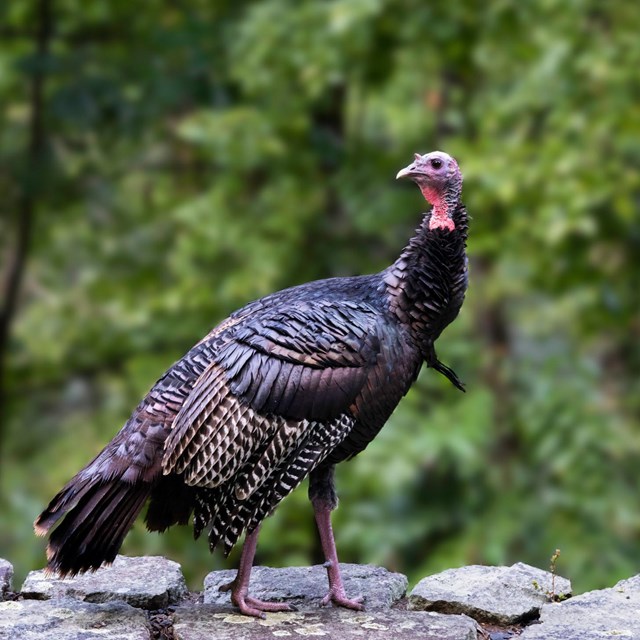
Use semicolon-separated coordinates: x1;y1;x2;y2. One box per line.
430;158;443;169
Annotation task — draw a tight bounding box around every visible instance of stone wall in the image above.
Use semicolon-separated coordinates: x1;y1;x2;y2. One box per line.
1;555;638;640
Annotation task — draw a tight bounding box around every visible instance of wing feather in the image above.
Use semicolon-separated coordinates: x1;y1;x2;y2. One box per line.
163;299;402;494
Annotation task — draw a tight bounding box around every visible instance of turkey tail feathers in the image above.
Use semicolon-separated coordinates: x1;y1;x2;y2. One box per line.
34;476;150;577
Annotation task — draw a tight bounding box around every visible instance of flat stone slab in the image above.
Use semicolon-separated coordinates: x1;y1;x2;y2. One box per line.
21;555;187;609
204;563;407;610
409;562;571;625
0;598;149;640
520;574;640;640
0;559;12;600
174;605;480;640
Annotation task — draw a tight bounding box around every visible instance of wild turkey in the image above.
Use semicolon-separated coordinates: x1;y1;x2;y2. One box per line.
35;150;468;617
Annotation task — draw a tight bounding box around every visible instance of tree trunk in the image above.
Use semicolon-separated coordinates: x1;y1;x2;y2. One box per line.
0;0;53;472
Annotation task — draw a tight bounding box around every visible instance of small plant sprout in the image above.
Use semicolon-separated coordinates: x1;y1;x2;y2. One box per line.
532;549;567;602
549;548;560;600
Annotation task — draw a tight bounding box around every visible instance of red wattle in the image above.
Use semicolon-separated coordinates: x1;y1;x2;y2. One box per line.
420;186;455;231
429;212;455;231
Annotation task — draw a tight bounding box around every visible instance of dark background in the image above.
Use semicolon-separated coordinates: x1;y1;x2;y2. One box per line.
1;0;639;593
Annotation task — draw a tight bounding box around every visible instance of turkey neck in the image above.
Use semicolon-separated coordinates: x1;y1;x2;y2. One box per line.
383;201;468;356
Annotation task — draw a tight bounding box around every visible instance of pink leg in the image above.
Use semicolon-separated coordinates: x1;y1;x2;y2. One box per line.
313;499;365;610
218;527;294;618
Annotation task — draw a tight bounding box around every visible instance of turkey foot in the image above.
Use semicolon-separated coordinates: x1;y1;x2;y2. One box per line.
219;580;294;618
219;527;295;618
321;584;365;610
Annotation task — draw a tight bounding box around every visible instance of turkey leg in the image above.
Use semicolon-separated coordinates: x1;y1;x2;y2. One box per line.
218;526;294;618
313;499;365;609
310;465;365;610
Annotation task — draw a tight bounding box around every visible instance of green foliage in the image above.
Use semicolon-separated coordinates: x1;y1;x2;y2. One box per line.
2;0;639;595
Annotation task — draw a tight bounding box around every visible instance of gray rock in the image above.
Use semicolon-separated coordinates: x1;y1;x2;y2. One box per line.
204;563;407;610
408;562;571;625
0;559;13;600
0;598;148;640
21;555;187;609
174;605;480;640
520;574;640;640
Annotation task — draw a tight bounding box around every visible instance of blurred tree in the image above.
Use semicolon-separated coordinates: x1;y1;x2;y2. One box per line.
1;0;639;594
0;0;52;466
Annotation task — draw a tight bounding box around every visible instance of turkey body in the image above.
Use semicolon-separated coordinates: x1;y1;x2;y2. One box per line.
35;151;468;614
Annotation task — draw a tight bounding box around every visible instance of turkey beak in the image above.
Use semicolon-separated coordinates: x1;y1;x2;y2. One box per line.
396;163;421;180
397;153;424;180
